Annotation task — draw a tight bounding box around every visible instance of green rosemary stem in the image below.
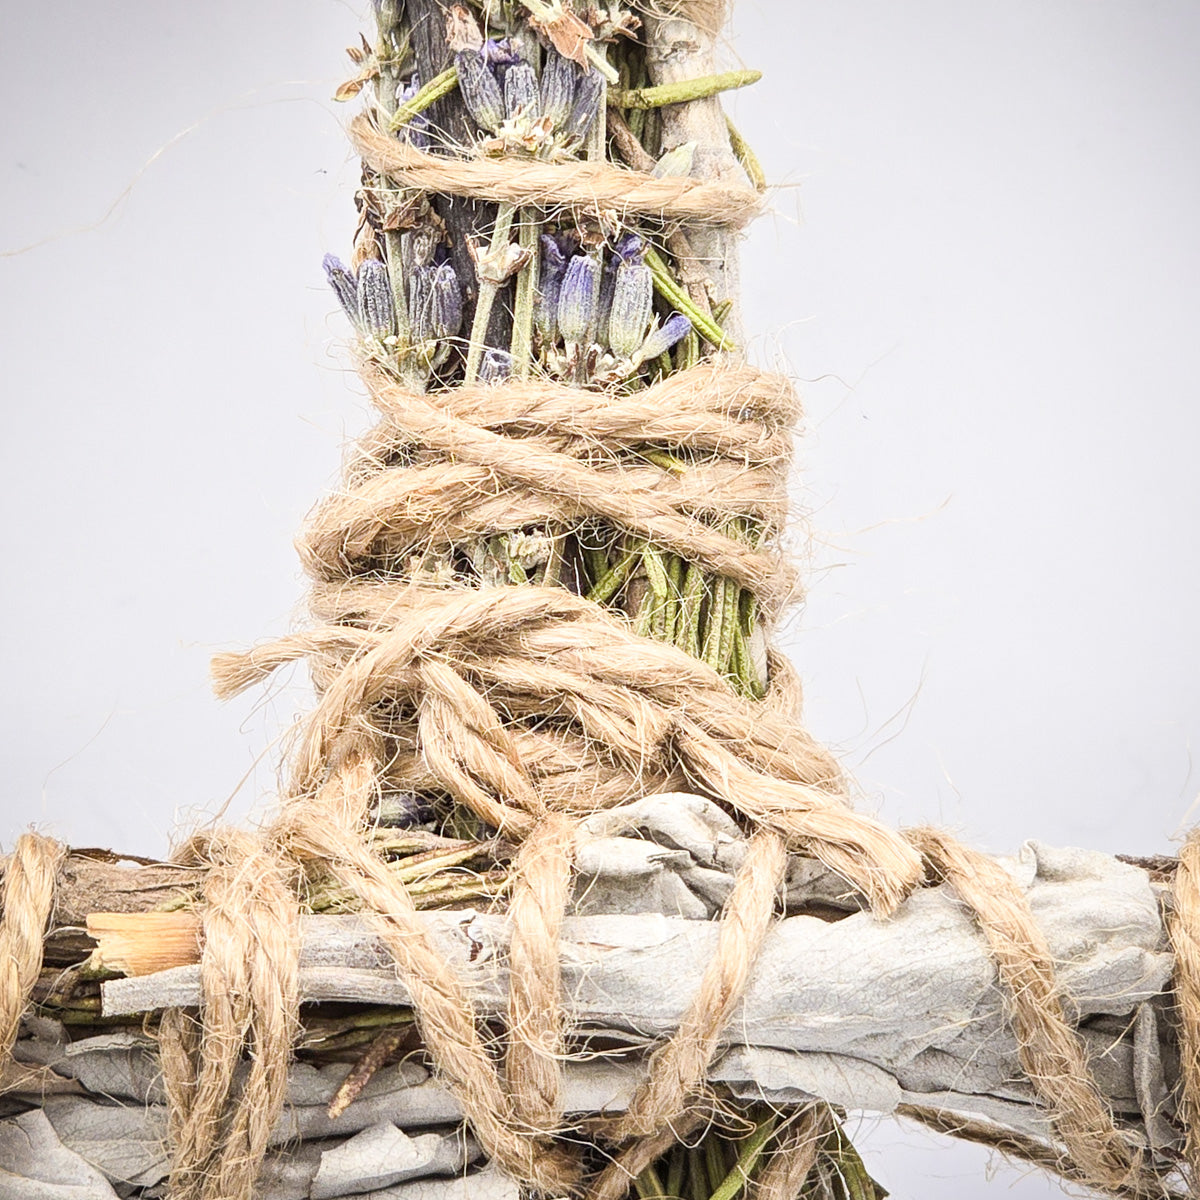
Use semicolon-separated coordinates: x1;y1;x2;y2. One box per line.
704;1137;729;1197
510;207;538;377
824;1118;886;1200
609;69;762;110
676;560;705;657
464;201;517;383
665;1149;686;1200
716;577;740;675
708;1115;778;1200
701;577;727;670
724;116;767;191
680;328;700;371
388;64;459;130
587;544;640;605
634;1165;667;1200
644;246;735;352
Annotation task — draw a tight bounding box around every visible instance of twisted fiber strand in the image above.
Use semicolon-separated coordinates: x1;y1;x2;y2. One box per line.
504;811;578;1135
303;460;786;602
301;365;795;610
351;116;760;227
213;585;925;913
273;785;581;1195
909;828;1152;1198
0;832;63;1074
613;830;789;1139
1167;829;1200;1192
162;828;301;1200
360;362;798;461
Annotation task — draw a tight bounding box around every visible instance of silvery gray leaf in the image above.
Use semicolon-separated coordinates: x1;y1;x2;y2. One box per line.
0;1109;121;1200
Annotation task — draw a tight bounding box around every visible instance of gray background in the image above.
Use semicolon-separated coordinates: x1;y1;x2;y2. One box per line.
2;1;1197;1194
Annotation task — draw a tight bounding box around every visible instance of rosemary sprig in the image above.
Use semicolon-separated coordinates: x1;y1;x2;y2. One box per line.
609;70;762;111
645;246;735;352
388;64;459;131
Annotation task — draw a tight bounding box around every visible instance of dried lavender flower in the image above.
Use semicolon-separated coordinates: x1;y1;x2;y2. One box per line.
595;250;618;349
540;50;578;130
455;49;504;133
427;262;463;339
483;38;521;67
608;261;653;358
503;62;540;120
356;258;395;339
479;348;513;384
535;234;568;343
638;313;692;360
402;228;438;272
407;265;434;341
557;252;600;344
563;70;604;144
612;233;645;265
323;254;359;324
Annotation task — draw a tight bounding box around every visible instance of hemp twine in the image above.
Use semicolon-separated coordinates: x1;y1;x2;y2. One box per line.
1169;830;1200;1191
0;60;1188;1200
350;116;762;228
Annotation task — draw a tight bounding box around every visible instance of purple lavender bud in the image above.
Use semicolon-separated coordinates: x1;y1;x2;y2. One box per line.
479;348;513;384
483;38;521;67
612;233;645;265
455;49;504;133
407;265;434;341
540;50;578;131
323;254;359;324
535;234;568;342
503;62;540;120
563;70;604;144
595;250;618;349
639;313;692;360
356;258;395;339
608;261;653;358
397;72;432;149
427;262;463;339
398;71;420;103
557;252;600;343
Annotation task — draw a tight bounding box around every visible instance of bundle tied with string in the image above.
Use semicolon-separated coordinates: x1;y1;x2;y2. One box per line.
2;0;1197;1197
205;353;927;1194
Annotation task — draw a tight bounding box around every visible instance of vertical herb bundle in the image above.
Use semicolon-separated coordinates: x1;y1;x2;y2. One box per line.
326;0;769;701
313;2;883;1197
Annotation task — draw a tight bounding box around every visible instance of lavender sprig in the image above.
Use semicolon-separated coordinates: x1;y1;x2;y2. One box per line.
455;49;504;132
323;255;359;325
535;234;569;345
357;259;395;340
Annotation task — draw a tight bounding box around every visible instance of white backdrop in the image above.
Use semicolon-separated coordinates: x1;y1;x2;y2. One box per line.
3;2;1198;1195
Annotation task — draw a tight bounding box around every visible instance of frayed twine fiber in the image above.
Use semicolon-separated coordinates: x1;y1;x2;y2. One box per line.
306;361;797;613
0;371;1181;1200
0;833;63;1075
1169;830;1200;1192
350;116;761;228
909;829;1151;1196
0;58;1185;1195
157;829;300;1200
